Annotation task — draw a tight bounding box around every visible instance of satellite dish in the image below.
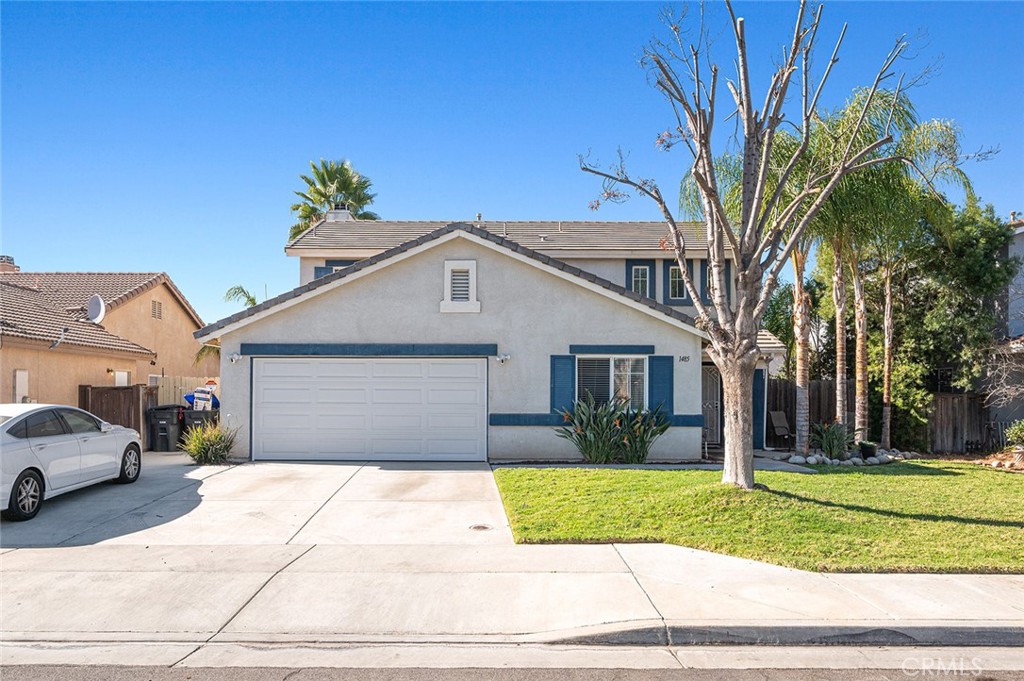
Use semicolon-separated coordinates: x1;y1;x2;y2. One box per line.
86;294;106;324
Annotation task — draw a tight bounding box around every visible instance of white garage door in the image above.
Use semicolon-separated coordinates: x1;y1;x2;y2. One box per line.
251;358;487;461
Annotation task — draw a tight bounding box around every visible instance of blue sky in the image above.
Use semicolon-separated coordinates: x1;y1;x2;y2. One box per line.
3;2;1021;323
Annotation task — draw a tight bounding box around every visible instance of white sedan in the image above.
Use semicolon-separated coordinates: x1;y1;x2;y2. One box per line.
0;404;142;521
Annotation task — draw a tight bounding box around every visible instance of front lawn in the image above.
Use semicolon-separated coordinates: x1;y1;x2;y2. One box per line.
493;461;1023;573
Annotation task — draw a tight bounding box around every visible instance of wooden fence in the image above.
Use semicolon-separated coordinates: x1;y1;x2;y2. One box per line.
767;378;1000;453
79;385;159;450
765;378;855;449
930;393;990;454
155;376;218;406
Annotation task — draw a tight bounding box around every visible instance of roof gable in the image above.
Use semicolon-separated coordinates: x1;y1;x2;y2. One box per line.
198;223;708;340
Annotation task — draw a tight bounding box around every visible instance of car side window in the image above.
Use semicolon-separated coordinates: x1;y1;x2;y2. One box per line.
7;418;29;439
59;409;102;434
24;410;69;438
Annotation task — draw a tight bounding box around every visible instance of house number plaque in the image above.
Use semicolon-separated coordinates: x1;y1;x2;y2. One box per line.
678;356;690;362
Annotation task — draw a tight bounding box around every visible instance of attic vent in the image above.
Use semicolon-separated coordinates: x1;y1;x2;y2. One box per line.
151;300;163;320
450;269;471;302
440;260;480;314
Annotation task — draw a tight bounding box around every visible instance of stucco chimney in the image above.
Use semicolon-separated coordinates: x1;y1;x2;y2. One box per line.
325;203;354;221
0;255;19;273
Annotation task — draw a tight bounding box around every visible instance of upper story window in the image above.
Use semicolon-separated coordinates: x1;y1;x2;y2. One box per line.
440;260;480;313
668;265;687;300
576;356;646;409
630;264;652;298
151;300;163;320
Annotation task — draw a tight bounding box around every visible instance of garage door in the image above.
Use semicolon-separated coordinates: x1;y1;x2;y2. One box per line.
251;358;487;461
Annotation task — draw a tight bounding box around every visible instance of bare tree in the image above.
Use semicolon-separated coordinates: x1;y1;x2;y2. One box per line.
581;0;922;488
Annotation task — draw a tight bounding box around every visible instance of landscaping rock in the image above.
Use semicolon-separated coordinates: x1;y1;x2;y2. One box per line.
840;460;854;466
866;456;880;465
806;456;818;465
991;461;1002;468
788;455;807;465
850;457;864;466
877;454;891;464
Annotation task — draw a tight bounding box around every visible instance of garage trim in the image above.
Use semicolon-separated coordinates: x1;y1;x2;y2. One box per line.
240;343;498;356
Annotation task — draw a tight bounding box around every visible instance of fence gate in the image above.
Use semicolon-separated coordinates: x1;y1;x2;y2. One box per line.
701;366;721;446
79;385;159;450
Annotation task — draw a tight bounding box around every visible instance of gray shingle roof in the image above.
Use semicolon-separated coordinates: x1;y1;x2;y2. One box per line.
0;272;204;326
199;222;704;339
0;282;153;355
285;219;713;252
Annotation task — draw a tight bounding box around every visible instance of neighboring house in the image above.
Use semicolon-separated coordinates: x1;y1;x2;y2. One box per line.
988;215;1024;425
196;208;784;463
1;260;218;406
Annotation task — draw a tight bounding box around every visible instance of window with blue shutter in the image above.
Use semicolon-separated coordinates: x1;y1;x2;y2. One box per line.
313;266;332;279
647;355;674;414
550;355;576;414
663;260;695;305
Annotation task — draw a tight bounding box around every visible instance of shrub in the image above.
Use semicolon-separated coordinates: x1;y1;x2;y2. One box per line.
619;405;671;464
556;395;670;464
178;419;237;464
555;394;622;464
1006;419;1024;448
811;422;856;460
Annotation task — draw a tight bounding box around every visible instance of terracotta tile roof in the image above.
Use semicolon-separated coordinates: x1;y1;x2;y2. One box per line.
0;271;204;326
0;282;153;355
286;219;715;253
200;222;709;339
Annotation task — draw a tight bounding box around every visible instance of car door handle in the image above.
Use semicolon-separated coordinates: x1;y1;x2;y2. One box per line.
36;444;47;450
81;438;90;442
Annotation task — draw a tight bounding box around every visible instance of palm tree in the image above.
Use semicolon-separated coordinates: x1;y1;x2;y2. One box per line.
193;285;261;366
288;159;380;241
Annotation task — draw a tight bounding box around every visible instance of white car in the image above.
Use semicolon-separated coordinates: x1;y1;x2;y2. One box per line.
0;404;142;521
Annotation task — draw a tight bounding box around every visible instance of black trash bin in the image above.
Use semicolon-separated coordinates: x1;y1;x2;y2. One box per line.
183;409;219;433
148;405;184;452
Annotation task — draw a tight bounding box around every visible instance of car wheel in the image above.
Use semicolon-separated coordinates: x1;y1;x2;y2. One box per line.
116;445;142;484
2;470;44;521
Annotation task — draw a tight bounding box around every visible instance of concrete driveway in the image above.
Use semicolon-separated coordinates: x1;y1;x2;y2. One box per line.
0;453;513;548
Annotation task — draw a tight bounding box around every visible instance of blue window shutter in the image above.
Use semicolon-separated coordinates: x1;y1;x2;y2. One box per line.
753;368;765;449
700;261;709;303
648;355;674;414
550;355;576;414
313;266;332;279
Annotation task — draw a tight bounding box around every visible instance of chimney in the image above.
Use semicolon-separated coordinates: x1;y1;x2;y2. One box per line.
325;203;355;221
0;255;19;273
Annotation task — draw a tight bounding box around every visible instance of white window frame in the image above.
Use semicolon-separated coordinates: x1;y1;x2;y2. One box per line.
575;355;648;409
668;265;687;301
440;260;481;313
630;264;652;298
114;371;130;387
13;369;29;403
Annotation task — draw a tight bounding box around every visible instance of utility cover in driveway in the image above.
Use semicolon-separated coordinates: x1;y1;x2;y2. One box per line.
251;358;487;461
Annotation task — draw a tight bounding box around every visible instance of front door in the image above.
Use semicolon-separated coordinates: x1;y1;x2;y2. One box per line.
701;366;721;446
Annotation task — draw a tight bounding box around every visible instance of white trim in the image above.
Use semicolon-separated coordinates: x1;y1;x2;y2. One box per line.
440;260;480;313
199;230;709;340
629;264;653;298
288;247;736;260
575;354;648;409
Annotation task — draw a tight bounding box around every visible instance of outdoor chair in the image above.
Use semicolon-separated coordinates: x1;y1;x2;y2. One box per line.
769;411;792;451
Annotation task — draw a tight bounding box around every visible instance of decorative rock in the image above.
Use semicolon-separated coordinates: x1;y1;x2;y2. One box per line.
991;461;1002;468
788;455;807;465
840;460;854;466
876;454;891;464
876;448;889;457
806;456;818;465
850;457;864;466
865;456;880;465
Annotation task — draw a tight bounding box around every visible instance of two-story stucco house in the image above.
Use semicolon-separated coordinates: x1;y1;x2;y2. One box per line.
195;208;783;462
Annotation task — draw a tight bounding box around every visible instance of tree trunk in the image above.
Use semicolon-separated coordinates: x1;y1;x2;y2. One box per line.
832;249;847;426
851;263;870;441
881;270;894;450
792;252;811;456
719;356;757;489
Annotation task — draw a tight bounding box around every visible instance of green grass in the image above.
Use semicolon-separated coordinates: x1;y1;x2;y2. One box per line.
493;461;1023;573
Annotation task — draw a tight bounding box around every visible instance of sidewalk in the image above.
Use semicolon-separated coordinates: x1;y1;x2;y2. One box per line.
2;542;1021;652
